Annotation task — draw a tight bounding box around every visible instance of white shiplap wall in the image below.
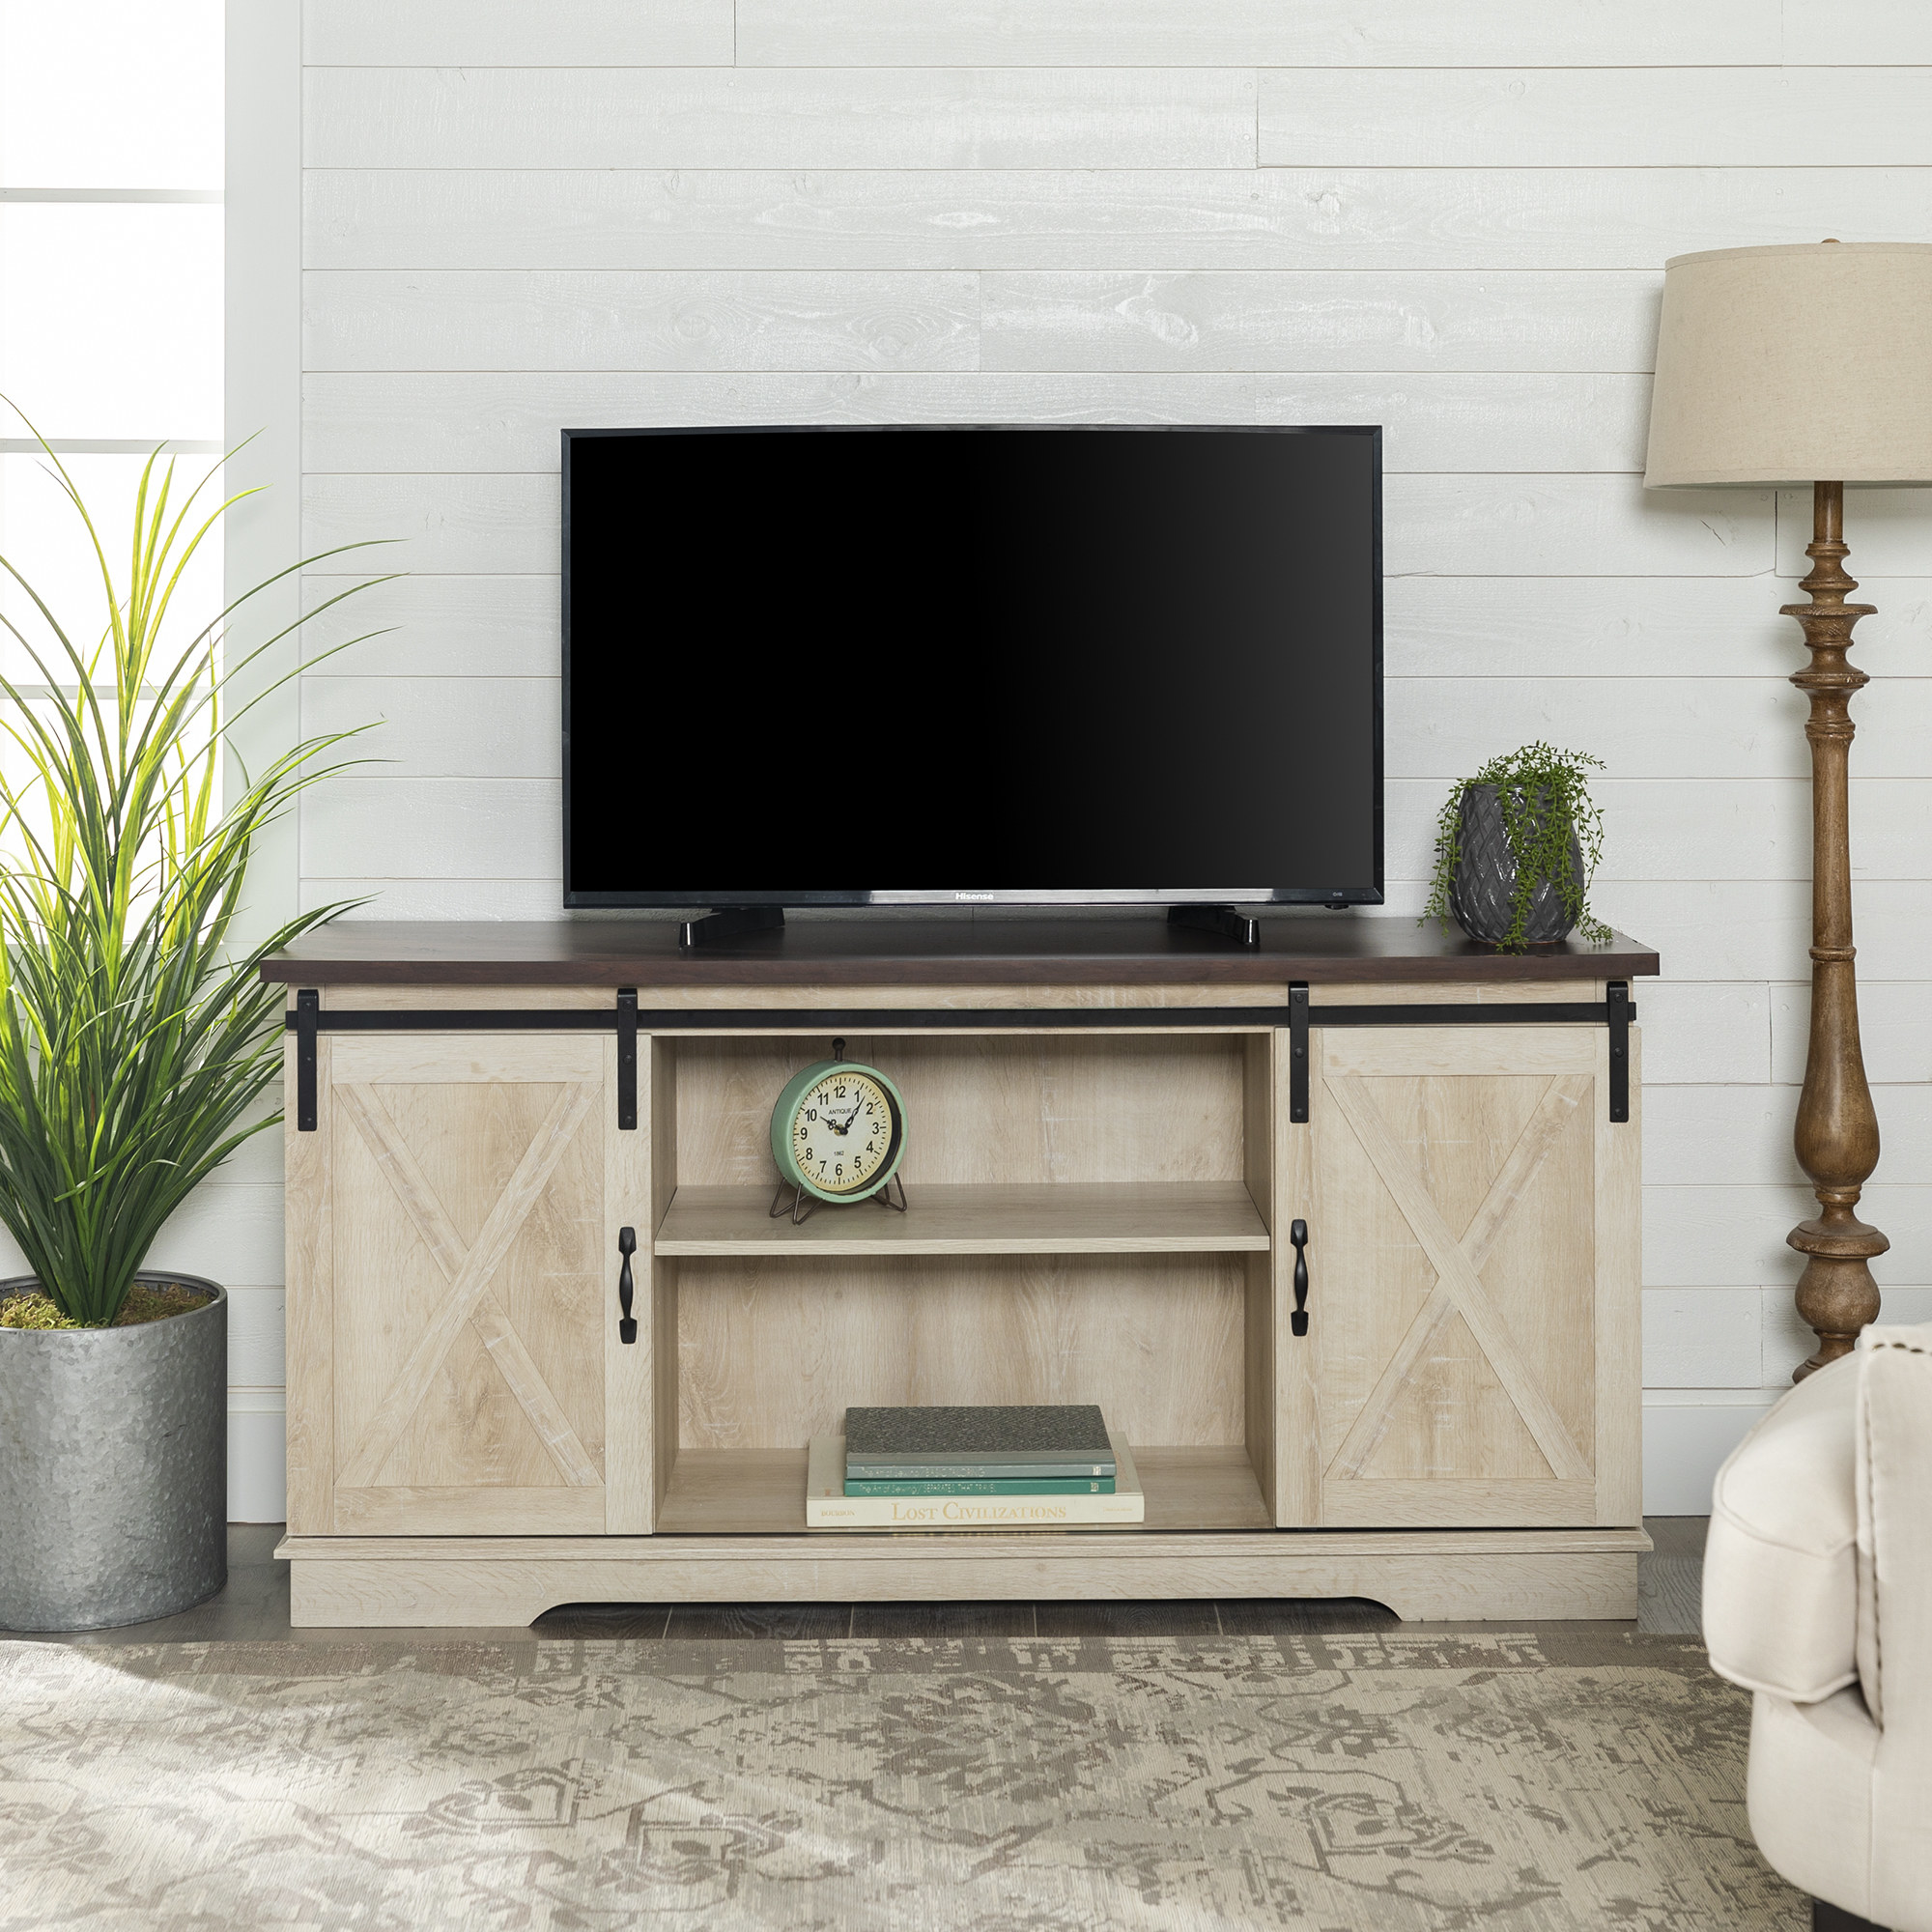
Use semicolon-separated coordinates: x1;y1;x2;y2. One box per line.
262;0;1932;1519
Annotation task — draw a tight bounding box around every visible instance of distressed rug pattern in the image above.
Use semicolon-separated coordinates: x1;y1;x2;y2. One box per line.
0;1628;1800;1929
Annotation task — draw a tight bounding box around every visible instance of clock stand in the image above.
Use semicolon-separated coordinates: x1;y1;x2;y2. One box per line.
270;917;1655;1628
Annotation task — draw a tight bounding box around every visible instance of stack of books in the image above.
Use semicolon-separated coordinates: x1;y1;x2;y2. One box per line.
806;1404;1145;1528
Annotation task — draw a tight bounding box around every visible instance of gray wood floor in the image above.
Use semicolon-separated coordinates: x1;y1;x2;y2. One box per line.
1;1519;1710;1645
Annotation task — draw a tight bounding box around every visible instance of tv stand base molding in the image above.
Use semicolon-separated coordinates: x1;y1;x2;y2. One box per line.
266;918;1659;1630
278;1528;1653;1627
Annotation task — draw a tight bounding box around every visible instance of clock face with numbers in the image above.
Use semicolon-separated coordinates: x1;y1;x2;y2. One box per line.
771;1059;907;1204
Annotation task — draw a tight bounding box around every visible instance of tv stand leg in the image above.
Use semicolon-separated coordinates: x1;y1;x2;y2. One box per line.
1167;904;1260;947
679;906;786;949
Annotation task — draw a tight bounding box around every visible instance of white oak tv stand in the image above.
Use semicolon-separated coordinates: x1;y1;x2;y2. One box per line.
270;918;1656;1627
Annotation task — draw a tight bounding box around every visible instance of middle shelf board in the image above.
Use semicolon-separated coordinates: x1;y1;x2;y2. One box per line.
656;1443;1273;1535
653;1180;1272;1258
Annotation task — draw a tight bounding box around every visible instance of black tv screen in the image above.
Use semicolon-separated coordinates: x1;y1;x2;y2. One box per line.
563;424;1381;909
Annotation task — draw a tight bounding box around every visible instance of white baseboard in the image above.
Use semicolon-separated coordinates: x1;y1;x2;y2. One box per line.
1642;1395;1778;1515
228;1399;288;1524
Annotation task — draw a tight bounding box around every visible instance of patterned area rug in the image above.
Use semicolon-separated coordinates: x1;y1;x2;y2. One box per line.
0;1628;1799;1930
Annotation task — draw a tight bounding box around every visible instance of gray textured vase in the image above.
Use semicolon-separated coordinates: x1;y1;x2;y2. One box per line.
0;1274;226;1632
1447;784;1584;948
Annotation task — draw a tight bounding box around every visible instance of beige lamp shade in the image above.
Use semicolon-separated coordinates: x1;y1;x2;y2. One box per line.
1644;242;1932;489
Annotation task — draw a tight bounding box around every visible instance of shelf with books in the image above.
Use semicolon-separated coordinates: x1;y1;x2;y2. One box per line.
653;1179;1271;1257
654;1443;1271;1535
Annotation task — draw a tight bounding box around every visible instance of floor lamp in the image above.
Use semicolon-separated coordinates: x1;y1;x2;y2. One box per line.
1645;242;1932;1379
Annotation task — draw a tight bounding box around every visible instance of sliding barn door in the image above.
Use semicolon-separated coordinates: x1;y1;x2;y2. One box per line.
285;1032;653;1536
1293;1025;1639;1529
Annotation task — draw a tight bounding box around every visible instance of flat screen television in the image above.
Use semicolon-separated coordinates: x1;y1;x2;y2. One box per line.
562;424;1382;913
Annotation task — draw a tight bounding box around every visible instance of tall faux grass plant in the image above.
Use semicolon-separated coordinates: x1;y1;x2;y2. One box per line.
0;421;385;1325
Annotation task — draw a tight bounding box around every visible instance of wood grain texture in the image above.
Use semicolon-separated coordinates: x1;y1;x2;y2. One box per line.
1243;1034;1278;1519
279;1523;1653;1562
1302;1027;1629;1529
1596;1028;1644;1523
302;270;980;373
282;1537;1647;1624
298;368;1650;473
655;1442;1271;1534
1260;68;1932;169
330;1486;607;1535
299;571;559;677
260;916;1661;986
676;1031;1249;1192
300;1032;615;1535
1319;1478;1600;1528
1385;574;1932;683
1788;0;1932;62
980;270;1659;375
299;166;1924;273
303;68;1261;171
1783;486;1889;1378
1320;1027;1602;1079
605;1034;657;1533
734;0;1774;67
657;1180;1271;1255
301;777;560;877
303;0;734;66
282;1037;333;1534
329;1034;604;1086
674;1253;1248;1452
333;1075;603;1489
1391;688;1932;784
304;676;556;779
1323;1071;1593;1485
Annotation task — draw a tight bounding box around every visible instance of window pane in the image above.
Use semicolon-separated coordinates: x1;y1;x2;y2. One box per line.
0;452;226;684
0;1;222;189
0;205;222;440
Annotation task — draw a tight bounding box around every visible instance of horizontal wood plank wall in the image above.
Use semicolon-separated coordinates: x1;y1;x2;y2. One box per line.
274;0;1932;1518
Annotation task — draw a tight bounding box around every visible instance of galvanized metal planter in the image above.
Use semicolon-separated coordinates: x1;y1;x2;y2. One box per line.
0;1274;226;1632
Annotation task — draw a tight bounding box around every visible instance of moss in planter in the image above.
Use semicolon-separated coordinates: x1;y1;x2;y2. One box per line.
0;1282;213;1331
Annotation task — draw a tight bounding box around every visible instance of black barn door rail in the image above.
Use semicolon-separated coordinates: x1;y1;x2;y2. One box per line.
287;980;1635;1128
1286;980;1634;1124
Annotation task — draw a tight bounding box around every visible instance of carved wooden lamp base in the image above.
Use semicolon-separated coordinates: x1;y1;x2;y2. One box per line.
1643;242;1932;1384
1784;481;1885;1379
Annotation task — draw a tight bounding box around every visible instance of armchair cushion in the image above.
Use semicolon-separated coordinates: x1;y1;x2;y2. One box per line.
1703;1351;1859;1703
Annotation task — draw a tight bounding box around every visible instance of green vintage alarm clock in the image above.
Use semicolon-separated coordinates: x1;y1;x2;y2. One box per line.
769;1040;907;1223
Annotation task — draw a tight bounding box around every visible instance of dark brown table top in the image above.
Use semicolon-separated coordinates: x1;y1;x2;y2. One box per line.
261;916;1660;987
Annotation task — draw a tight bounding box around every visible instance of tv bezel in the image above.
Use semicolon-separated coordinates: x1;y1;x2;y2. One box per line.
560;422;1384;911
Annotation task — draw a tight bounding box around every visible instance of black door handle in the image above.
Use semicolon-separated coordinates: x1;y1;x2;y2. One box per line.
617;1226;638;1344
1290;1219;1310;1337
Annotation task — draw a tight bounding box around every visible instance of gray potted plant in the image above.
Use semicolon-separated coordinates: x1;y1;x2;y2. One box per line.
1424;742;1611;952
0;429;379;1631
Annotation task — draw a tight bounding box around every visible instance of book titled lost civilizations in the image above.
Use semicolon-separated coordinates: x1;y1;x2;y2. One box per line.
809;1431;1143;1528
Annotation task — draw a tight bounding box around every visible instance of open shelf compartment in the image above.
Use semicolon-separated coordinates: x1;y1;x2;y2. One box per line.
645;1025;1282;1537
656;1444;1272;1536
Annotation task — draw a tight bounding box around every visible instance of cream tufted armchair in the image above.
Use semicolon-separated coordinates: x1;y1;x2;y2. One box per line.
1701;1321;1932;1932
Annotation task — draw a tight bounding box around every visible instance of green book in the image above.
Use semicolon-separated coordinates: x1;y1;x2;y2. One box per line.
842;1461;1116;1481
843;1475;1117;1497
844;1403;1113;1462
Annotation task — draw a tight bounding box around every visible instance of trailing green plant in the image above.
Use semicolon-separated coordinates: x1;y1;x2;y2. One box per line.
0;409;390;1326
1422;741;1611;953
